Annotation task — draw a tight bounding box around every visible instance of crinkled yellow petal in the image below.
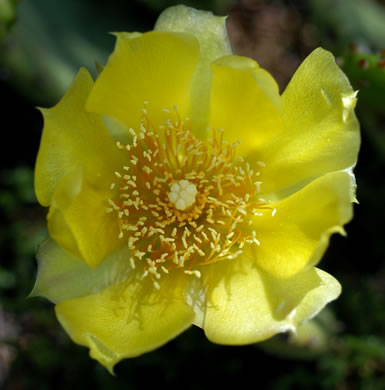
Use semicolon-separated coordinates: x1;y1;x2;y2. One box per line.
86;31;200;134
155;5;231;59
30;239;132;303
55;272;195;372
257;48;360;197
155;5;232;138
202;252;341;345
252;170;355;280
47;169;121;268
209;55;284;156
35;68;124;206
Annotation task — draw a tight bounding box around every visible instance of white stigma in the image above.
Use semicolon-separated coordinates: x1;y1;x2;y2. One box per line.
168;179;198;210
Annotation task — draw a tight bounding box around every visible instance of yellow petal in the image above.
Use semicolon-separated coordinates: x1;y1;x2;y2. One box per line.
30;239;132;303
155;5;231;60
55;273;195;372
202;253;341;345
86;31;200;133
252;170;355;279
209;55;284;155
257;48;360;197
155;5;232;137
47;169;121;268
35;68;124;206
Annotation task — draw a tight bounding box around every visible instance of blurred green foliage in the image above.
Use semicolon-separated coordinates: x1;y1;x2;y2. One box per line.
310;0;385;50
138;0;226;12
1;0;133;105
1;0;385;389
0;0;19;40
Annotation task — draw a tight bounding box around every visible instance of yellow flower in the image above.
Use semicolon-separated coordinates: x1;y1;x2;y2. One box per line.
32;5;360;372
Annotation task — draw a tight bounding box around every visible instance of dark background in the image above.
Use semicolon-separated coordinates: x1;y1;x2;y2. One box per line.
1;0;385;389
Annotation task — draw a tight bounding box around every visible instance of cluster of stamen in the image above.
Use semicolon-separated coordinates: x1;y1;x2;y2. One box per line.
107;105;271;289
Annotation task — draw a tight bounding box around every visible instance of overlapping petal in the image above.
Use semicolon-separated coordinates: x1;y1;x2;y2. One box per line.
202;253;341;345
35;68;124;206
55;272;195;372
209;55;284;156
30;239;132;303
256;48;360;197
86;31;200;134
155;5;232;138
251;170;355;279
155;5;231;60
47;169;122;268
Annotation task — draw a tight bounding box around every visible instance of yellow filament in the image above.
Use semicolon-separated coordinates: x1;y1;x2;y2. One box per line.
109;107;268;287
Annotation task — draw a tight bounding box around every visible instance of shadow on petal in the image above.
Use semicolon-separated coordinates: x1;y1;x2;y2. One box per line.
55;269;196;372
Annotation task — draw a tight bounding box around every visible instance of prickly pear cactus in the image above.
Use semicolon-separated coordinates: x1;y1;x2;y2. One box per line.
341;46;385;112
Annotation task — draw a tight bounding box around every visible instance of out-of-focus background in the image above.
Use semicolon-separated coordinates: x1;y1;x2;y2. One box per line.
0;0;384;389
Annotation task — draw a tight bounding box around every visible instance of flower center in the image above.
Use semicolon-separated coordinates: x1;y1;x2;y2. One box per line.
168;180;197;210
107;106;269;289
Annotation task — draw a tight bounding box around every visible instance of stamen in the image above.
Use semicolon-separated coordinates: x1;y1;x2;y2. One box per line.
108;107;269;288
